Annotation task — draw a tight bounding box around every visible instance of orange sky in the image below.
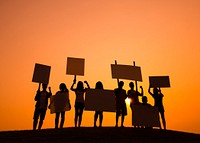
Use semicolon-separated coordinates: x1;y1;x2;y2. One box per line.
0;0;200;134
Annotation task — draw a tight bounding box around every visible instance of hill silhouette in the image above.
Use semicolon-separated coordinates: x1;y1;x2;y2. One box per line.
0;127;199;143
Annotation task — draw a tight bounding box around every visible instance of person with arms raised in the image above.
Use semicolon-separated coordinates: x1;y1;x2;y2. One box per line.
71;77;90;127
148;86;166;130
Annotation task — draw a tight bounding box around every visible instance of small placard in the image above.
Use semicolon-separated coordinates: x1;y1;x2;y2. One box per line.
85;89;116;112
66;57;85;76
32;63;51;84
49;92;70;114
149;76;170;88
132;105;160;127
111;64;142;81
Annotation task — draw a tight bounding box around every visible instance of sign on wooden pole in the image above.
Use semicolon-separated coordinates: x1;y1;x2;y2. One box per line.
111;64;142;81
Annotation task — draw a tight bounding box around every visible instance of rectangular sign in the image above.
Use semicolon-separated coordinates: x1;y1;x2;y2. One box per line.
111;64;142;81
66;57;85;76
32;63;51;84
132;105;160;127
85;89;116;112
149;76;170;88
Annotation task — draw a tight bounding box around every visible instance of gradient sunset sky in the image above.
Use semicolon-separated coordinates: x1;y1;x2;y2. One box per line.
0;0;200;134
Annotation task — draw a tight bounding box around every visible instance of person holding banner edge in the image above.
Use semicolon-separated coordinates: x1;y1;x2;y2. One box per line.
71;76;90;127
94;81;104;127
148;86;166;130
49;83;71;129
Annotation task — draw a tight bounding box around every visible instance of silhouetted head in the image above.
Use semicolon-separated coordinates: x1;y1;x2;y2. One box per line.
118;81;124;89
77;81;84;90
129;82;134;89
59;83;67;91
153;87;159;94
42;83;47;91
142;96;148;104
95;81;104;89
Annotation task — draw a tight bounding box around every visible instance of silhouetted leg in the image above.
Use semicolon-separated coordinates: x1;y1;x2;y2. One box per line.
33;119;38;130
94;112;98;127
116;114;119;127
121;115;124;127
99;112;103;127
75;109;79;127
60;112;65;128
33;108;39;130
38;109;46;130
55;112;60;129
160;112;166;130
38;119;43;130
78;109;83;127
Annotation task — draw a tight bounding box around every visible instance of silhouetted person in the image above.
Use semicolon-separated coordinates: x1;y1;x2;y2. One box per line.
94;81;104;127
127;82;143;105
148;86;166;130
71;77;90;127
114;81;127;127
141;96;152;107
33;83;52;130
49;83;70;129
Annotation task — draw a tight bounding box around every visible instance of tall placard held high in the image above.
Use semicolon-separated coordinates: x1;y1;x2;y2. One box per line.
32;63;51;84
66;57;85;84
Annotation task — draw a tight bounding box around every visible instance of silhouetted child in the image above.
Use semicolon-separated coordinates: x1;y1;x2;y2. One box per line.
49;83;71;129
141;96;152;107
33;83;52;130
71;78;90;127
141;96;152;129
94;81;104;127
148;86;166;130
114;81;127;127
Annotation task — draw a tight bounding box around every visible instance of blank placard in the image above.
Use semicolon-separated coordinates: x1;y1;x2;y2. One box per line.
32;63;51;84
149;76;170;88
85;89;116;112
66;57;85;76
49;93;70;114
132;105;160;127
111;64;142;81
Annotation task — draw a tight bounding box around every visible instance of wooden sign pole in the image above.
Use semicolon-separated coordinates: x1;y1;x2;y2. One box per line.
115;60;120;86
133;61;138;91
73;75;77;83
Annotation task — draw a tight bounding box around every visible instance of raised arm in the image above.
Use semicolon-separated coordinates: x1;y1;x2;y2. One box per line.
158;87;164;97
37;83;41;91
70;75;76;91
139;86;144;96
35;83;41;101
84;81;90;89
48;86;52;97
148;85;153;96
70;82;76;91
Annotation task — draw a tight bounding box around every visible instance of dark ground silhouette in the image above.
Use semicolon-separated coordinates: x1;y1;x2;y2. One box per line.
0;127;200;143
